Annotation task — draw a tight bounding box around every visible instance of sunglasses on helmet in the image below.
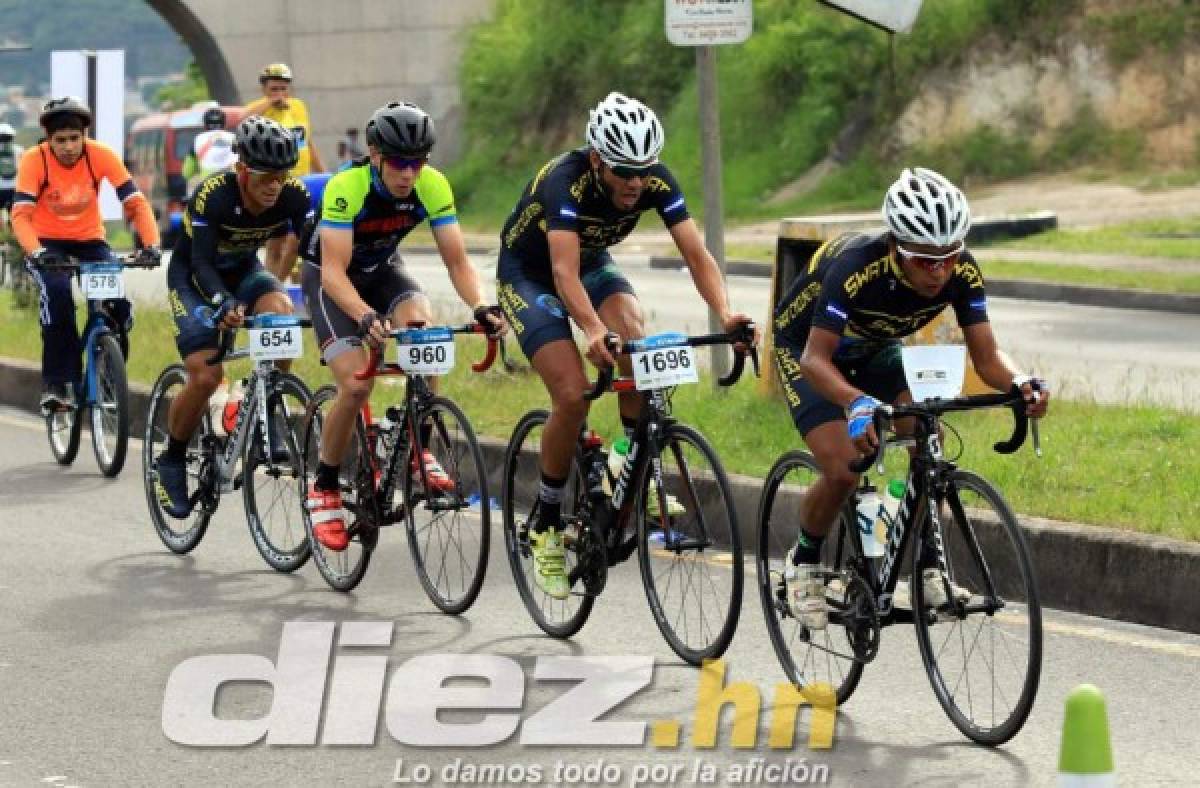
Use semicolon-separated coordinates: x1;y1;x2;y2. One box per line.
384;154;427;172
895;240;964;270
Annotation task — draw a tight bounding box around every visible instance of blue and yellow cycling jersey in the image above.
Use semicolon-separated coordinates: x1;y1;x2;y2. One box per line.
773;231;990;357
300;161;457;274
499;148;690;280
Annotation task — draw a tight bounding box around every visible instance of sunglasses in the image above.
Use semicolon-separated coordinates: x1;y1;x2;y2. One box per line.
384;155;427;171
895;240;964;270
608;163;653;180
245;168;290;183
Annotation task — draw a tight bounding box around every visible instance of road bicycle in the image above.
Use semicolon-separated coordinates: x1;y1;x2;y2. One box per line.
502;324;757;665
142;313;313;571
299;323;498;612
757;389;1043;745
32;252;159;476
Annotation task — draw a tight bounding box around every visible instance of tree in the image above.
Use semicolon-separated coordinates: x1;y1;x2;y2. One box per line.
154;60;208;109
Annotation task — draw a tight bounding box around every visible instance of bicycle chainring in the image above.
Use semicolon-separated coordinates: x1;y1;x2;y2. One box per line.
839;571;881;663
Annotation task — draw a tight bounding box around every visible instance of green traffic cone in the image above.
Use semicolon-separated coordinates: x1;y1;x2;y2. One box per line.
1058;684;1115;786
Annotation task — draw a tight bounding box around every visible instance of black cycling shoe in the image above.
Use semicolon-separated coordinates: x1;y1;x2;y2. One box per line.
40;383;75;413
154;453;192;519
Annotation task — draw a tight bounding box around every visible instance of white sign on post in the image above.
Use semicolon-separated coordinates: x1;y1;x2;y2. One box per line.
818;0;924;34
665;0;753;47
51;49;125;221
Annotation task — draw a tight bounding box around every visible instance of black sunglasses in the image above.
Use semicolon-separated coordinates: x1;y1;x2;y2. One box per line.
608;163;653;180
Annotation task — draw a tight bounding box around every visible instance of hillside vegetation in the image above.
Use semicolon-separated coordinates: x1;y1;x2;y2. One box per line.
450;0;1200;226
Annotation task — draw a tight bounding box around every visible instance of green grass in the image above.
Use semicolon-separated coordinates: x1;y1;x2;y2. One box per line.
3;292;1198;541
992;218;1200;260
976;258;1200;294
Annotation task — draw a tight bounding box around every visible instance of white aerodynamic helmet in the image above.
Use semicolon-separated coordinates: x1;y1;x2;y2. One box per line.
586;92;664;168
882;167;972;247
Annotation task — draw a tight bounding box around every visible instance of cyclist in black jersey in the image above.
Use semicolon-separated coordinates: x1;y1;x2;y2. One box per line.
496;92;758;599
772;167;1050;629
154;117;313;518
299;102;505;552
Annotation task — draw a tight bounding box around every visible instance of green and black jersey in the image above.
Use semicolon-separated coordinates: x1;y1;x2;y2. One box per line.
300;161;458;274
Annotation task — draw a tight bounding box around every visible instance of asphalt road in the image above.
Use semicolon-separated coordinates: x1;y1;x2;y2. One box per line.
119;251;1200;412
1;410;1198;786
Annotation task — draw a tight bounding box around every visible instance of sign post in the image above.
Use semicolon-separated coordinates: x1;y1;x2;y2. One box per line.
52;49;125;220
664;0;752;386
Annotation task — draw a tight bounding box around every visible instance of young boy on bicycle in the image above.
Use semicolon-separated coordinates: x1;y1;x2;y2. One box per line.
153;117;312;519
299;101;505;552
11;97;161;411
772;167;1050;629
495;92;758;599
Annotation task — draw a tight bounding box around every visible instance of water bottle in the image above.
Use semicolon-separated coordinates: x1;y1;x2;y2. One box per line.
607;437;630;486
856;485;885;558
221;378;245;435
208;378;230;436
376;411;396;464
875;478;905;552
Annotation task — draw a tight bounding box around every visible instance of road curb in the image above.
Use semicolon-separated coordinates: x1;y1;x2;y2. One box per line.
4;353;1198;635
647;256;1200;315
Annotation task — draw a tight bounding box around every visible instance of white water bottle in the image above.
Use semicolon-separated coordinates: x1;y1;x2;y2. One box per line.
376;412;396;465
856;486;885;558
208;378;230;436
875;478;905;553
607;437;630;489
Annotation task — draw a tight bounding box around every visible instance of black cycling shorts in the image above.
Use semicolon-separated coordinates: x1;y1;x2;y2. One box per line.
302;261;423;363
496;247;635;360
167;257;284;358
774;336;909;436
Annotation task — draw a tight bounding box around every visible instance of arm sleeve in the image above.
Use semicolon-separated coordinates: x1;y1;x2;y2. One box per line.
186;190;230;300
317;171;358;230
11;147;43;253
649;165;690;228
286;180;314;237
542;169;581;234
96;143;160;246
417;167;457;228
810;258;858;336
949;254;990;328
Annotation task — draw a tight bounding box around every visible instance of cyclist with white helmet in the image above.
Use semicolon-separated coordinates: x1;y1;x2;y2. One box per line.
771;166;1050;630
496;91;759;600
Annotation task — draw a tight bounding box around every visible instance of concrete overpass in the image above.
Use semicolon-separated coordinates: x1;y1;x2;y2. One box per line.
146;0;495;165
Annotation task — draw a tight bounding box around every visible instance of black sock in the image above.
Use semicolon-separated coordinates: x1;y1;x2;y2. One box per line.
165;436;188;463
316;462;340;492
792;528;825;565
535;472;567;532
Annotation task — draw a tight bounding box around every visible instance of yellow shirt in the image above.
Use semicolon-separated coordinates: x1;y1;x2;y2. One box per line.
244;96;316;176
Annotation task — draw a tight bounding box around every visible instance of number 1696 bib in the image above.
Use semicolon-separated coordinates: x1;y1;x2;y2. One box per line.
631;332;698;390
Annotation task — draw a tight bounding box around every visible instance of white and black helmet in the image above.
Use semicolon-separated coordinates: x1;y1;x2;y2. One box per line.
0;122;13;139
586;92;664;168
365;102;435;156
882;167;972;247
234;117;298;171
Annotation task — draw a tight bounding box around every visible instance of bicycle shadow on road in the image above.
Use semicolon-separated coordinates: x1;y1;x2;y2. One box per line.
0;462;112;499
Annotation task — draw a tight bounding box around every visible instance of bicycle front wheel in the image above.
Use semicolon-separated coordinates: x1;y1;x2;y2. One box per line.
300;385;373;591
913;469;1042;746
403;396;490;614
636;423;743;666
90;332;129;477
757;450;866;705
243;372;312;573
501;410;594;638
46;395;82;466
142;364;214;553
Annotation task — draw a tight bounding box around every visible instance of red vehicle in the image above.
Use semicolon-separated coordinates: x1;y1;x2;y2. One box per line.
126;101;247;247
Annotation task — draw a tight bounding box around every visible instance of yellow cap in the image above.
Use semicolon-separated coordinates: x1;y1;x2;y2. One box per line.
259;63;293;82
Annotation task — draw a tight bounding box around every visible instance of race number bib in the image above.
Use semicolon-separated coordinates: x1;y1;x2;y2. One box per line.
81;264;124;299
631;332;698;391
396;327;455;375
248;316;304;360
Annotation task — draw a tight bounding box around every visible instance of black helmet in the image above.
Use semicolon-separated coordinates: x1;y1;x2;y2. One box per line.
40;96;93;129
365;102;435;156
202;107;226;130
234;117;298;171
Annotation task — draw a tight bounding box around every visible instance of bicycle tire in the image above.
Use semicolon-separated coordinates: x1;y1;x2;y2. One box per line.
90;332;129;477
636;422;743;666
300;384;373;591
243;372;312;573
46;395;82;466
912;468;1042;746
142;364;214;554
757;450;866;705
501;409;594;638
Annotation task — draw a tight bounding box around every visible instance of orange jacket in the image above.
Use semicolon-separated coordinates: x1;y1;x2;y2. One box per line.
11;139;159;253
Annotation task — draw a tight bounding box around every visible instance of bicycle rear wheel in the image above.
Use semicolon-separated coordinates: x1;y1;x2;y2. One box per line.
142;364;214;553
243;372;312;572
501;410;594;638
913;469;1042;746
636;423;743;666
90;332;129;477
403;396;490;614
757;450;866;705
46;394;82;466
300;385;373;591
